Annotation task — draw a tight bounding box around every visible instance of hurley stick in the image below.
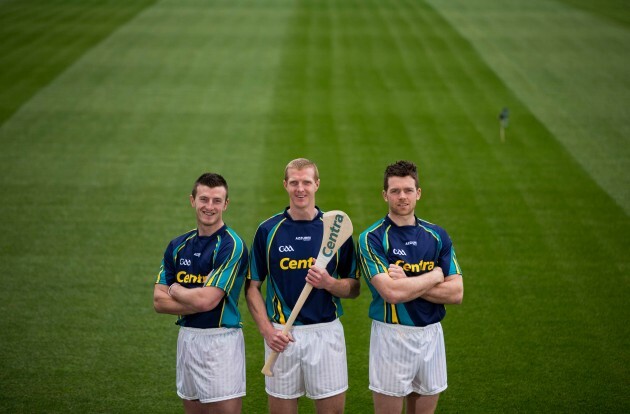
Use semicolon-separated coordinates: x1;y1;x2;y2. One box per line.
261;210;353;376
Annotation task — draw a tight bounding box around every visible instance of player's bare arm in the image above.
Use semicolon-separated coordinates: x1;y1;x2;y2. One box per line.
153;284;198;315
371;266;444;304
167;282;225;313
305;266;360;298
421;274;463;304
245;279;293;353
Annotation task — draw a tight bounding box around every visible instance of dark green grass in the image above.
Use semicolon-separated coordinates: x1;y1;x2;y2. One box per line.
0;0;158;125
1;0;628;413
556;0;630;26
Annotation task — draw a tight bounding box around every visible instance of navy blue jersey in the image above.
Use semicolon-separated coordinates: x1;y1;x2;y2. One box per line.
358;215;462;327
248;207;358;325
156;225;247;329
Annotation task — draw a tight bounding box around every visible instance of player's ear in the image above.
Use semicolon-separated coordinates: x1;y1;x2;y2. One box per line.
382;190;388;202
417;187;422;200
223;197;229;211
189;194;195;207
314;179;320;192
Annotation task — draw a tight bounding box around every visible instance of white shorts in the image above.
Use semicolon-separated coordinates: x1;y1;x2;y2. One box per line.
369;320;447;397
176;327;246;403
264;319;348;400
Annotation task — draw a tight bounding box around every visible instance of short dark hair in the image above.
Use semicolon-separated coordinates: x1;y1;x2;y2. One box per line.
384;160;419;190
192;173;228;199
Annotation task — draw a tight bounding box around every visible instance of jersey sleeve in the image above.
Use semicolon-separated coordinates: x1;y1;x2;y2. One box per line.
247;225;268;282
438;229;462;276
335;236;358;279
205;231;248;292
358;230;389;280
155;242;175;285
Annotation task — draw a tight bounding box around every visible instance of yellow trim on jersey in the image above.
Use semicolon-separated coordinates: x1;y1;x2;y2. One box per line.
452;250;462;275
273;295;286;324
390;304;399;324
266;218;286;275
359;224;389;277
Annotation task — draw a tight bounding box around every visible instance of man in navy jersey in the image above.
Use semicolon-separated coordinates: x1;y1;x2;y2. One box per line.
246;158;360;414
358;160;463;414
154;173;248;414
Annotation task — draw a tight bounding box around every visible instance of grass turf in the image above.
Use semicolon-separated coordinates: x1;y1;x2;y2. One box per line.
0;0;628;413
427;0;630;215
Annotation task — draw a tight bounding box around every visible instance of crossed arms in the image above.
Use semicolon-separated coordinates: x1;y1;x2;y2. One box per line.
370;264;463;305
153;283;225;315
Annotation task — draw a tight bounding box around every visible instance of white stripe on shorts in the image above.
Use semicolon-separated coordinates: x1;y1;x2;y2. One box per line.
177;327;246;403
369;320;447;397
265;319;348;400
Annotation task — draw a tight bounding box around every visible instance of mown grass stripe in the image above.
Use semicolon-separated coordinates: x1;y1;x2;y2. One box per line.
1;1;628;413
0;0;158;125
427;0;630;214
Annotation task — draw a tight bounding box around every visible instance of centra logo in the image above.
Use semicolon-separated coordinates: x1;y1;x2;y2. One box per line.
176;271;208;284
394;259;435;273
280;257;315;270
322;214;344;257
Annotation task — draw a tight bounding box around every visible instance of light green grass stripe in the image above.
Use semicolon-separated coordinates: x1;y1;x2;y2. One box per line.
427;0;630;214
0;1;293;412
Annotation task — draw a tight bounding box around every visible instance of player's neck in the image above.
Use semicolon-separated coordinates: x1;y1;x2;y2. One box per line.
287;206;317;221
387;212;416;227
197;221;224;237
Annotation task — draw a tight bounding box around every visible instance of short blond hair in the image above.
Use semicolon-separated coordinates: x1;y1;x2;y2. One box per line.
284;158;319;181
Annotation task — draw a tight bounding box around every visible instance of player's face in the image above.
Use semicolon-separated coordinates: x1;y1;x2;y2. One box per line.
190;184;228;235
383;176;420;218
284;167;320;211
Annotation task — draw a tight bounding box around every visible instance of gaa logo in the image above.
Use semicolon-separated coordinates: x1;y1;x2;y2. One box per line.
392;249;407;256
179;258;192;266
279;245;295;252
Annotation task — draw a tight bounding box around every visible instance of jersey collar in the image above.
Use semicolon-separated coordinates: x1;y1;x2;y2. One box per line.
384;214;419;228
283;206;323;222
196;224;227;239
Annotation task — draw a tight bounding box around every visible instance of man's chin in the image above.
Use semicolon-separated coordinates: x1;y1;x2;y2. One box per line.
293;199;310;207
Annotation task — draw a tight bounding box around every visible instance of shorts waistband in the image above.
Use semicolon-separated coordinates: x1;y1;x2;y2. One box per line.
372;319;440;331
179;326;241;336
273;318;341;331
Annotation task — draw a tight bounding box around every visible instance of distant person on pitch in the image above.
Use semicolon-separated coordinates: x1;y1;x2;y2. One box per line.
358;160;463;414
246;158;360;414
154;173;248;414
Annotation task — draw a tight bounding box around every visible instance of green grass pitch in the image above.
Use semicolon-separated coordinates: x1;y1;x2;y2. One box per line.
1;0;628;413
